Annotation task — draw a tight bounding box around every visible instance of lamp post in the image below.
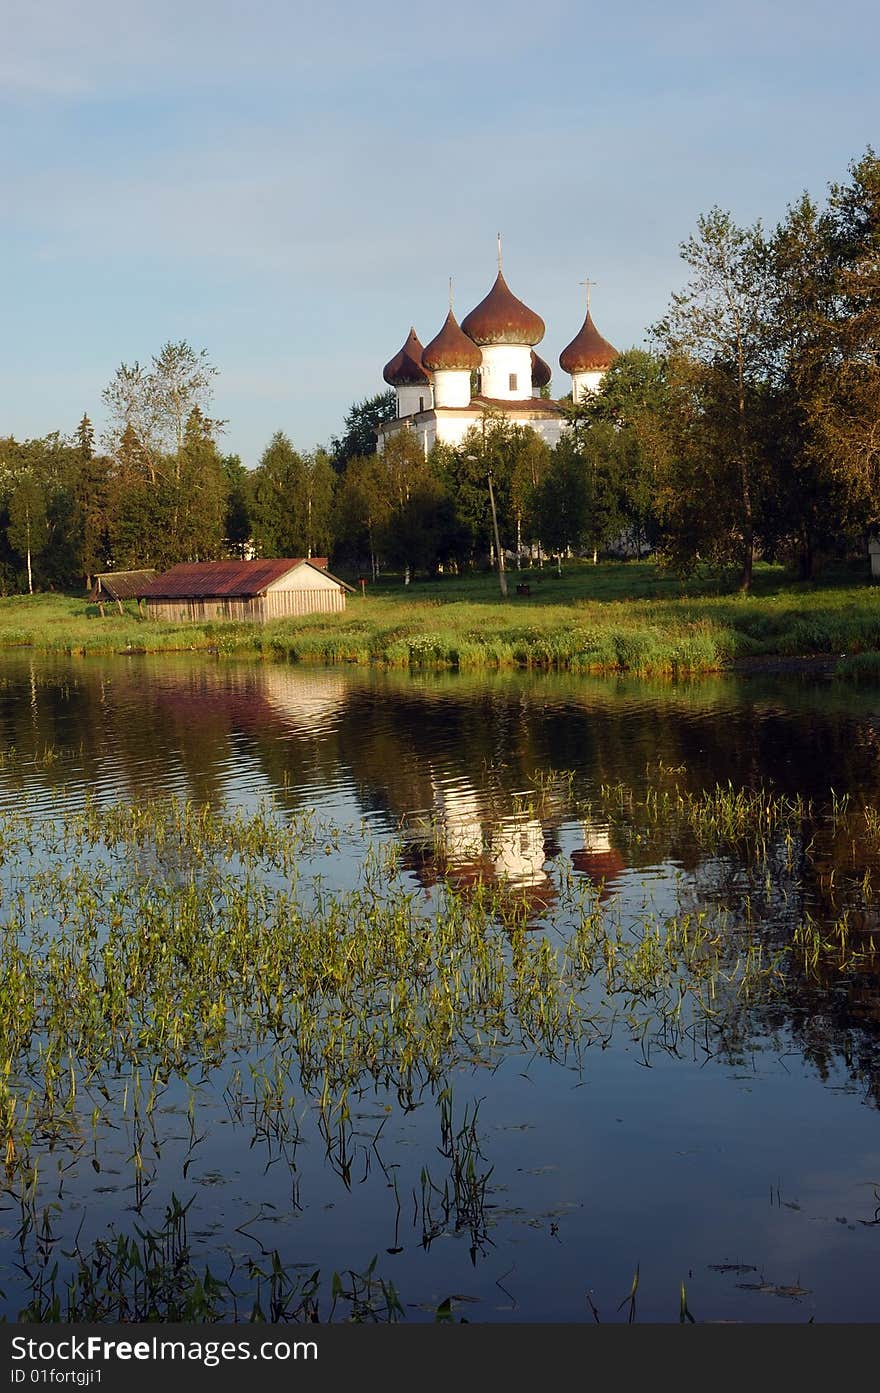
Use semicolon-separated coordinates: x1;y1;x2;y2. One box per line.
466;451;507;599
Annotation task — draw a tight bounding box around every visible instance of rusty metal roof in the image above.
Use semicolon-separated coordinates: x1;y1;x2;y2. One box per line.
530;350;552;389
93;569;157;601
461;272;545;347
559;311;619;374
421;311;482;372
383;327;430;386
139;559;330;600
471;395;564;416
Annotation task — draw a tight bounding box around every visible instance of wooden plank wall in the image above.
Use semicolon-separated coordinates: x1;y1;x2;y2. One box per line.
146;590;346;623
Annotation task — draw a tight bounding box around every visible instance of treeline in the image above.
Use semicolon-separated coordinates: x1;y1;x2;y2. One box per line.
2;150;877;595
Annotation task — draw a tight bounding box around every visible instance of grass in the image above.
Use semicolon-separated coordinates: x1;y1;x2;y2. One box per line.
2;559;880;676
3;783;879;1320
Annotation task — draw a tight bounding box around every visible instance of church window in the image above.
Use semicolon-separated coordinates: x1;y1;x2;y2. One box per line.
419;396;425;412
509;373;517;391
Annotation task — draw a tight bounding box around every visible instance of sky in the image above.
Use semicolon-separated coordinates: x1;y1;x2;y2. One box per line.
1;0;878;464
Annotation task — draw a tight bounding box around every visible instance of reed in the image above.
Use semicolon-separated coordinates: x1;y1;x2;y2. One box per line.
2;780;878;1321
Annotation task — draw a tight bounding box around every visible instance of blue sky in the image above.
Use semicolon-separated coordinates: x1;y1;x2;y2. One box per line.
2;0;877;463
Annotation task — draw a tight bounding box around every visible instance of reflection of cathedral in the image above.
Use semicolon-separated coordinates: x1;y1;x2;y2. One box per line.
379;247;618;456
405;776;557;912
570;824;626;899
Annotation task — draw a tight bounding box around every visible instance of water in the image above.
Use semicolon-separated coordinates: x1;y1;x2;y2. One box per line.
2;651;880;1323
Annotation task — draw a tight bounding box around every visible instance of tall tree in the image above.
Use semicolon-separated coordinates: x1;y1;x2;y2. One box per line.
333;452;388;577
250;431;307;557
101;341;219;481
580;350;671;558
532;437;590;565
655;210;770;589
810;151;880;530
222;454;252;557
330;391;396;471
299;449;337;558
7;474;48;593
74;413;110;586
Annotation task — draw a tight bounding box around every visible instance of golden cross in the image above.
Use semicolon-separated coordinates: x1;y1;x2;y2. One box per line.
497;232;503;273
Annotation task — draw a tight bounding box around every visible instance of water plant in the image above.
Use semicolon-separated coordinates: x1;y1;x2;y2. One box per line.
2;778;880;1322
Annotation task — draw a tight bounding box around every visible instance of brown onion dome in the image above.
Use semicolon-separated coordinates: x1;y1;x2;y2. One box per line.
421;311;482;372
559;311;618;374
461;272;545;347
530;350;552;389
383;327;430;386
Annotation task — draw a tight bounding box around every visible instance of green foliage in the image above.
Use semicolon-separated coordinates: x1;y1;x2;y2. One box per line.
222;453;252;556
101;340;220;467
330;390;396;469
7;474;49;592
249;432;336;558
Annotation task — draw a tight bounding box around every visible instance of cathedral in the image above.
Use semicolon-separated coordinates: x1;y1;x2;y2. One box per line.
378;250;619;455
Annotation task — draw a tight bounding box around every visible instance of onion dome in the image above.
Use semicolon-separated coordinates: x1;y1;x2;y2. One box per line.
383;327;430;386
461;272;545;347
559;312;618;374
530;350;552;389
421;311;482;372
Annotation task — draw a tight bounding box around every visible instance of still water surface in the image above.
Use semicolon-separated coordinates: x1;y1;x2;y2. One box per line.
3;652;880;1322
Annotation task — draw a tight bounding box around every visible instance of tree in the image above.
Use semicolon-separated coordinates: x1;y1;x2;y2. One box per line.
74;413;110;586
809;151;880;532
222;455;252;557
7;474;48;593
250;432;308;557
102;341;220;481
330;391;396;471
171;407;228;562
438;414;520;564
579;350;671;558
655;210;770;589
507;428;551;561
758;193;845;576
333;452;388;577
75;414;95;461
532;437;589;565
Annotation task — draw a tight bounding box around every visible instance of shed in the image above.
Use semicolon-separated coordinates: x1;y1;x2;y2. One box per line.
137;558;353;622
91;569;158;615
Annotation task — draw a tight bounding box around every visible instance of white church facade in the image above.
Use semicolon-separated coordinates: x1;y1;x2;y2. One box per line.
377;256;619;455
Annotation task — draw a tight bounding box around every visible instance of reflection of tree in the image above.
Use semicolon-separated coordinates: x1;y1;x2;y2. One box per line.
6;652;880;1100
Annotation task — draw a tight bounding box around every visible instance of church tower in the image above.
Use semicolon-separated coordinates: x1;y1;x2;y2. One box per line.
461;240;545;401
383;327;432;417
421;290;482;408
559;283;619;401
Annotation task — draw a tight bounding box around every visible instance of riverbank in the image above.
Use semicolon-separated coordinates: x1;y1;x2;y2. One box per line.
1;562;879;677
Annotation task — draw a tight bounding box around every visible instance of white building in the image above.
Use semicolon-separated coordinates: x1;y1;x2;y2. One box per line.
377;258;619;455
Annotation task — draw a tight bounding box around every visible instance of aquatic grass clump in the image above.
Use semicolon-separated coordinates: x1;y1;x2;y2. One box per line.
835;651;880;683
0;791;804;1198
16;1194;404;1323
4;779;880;1322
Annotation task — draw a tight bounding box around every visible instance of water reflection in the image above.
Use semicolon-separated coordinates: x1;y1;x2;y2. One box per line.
5;653;880;1319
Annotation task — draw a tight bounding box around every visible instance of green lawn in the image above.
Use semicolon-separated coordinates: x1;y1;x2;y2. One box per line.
1;560;879;677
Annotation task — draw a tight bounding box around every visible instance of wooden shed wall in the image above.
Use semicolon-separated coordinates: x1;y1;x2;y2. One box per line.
146;588;346;623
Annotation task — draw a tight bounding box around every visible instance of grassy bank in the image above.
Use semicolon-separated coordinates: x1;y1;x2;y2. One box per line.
1;560;879;676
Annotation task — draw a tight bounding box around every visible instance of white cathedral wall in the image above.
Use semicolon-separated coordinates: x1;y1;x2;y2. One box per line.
572;369;605;402
395;382;433;416
380;408;566;456
478;344;533;401
431;369;471;408
434;411;565;450
433;414;477;450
